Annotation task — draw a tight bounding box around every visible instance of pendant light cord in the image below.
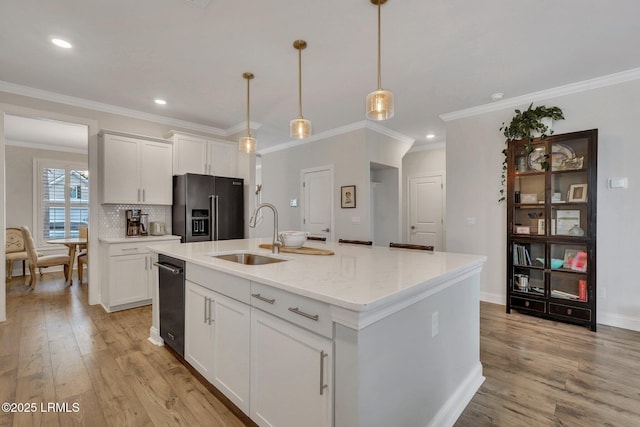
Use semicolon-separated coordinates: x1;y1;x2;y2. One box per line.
246;77;251;137
377;1;382;90
298;46;303;119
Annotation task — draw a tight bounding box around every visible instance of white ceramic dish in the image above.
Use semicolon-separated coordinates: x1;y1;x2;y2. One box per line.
279;231;309;248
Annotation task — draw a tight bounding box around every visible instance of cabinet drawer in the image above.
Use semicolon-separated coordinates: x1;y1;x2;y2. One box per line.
250;282;332;339
108;242;150;256
186;263;250;304
549;303;591;322
511;296;546;314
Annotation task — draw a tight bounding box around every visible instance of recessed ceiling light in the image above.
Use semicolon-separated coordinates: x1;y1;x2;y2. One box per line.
51;38;72;49
426;133;435;139
154;99;167;105
490;92;504;101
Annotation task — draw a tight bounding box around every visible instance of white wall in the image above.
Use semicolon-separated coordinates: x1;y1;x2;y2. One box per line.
445;79;640;331
258;126;411;242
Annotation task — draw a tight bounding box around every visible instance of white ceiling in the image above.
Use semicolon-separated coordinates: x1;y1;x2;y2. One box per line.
2;0;640;151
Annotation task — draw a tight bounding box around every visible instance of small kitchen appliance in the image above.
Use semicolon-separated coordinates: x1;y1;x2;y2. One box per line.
150;222;166;236
126;209;145;237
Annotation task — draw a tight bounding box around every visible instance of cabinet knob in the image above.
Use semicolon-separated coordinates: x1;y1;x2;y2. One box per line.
567;308;573;315
525;301;530;307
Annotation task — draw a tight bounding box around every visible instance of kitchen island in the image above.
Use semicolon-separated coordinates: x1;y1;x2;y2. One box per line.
148;238;486;427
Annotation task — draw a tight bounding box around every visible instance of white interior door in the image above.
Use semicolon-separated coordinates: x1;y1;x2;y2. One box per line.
408;175;444;250
302;167;333;239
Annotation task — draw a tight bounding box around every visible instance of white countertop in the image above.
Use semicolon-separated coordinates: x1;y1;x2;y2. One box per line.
148;238;486;313
99;235;181;243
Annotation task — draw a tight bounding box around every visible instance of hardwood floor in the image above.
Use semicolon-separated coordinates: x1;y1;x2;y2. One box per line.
456;303;640;426
1;272;245;427
3;274;640;426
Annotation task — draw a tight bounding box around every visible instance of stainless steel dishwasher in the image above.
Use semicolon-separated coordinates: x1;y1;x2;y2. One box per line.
155;254;185;357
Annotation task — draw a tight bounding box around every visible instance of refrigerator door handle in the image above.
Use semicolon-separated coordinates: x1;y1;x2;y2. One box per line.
209;195;219;241
214;195;220;241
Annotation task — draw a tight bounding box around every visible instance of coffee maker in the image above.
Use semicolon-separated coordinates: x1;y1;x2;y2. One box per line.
125;209;148;237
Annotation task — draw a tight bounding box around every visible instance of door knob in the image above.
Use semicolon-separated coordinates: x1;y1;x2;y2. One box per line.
322;228;330;232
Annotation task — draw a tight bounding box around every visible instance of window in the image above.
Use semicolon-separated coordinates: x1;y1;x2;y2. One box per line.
34;159;89;246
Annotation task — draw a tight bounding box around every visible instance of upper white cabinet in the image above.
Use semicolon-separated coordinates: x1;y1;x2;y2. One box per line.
99;130;173;205
167;131;239;177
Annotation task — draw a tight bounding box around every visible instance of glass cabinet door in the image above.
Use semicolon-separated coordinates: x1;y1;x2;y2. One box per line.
511;242;545;295
549;243;589;302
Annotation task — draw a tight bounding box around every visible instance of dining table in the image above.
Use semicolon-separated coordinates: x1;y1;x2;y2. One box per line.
46;237;87;285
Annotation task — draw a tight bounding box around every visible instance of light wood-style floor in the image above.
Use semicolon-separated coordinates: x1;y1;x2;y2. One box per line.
3;273;640;426
1;272;245;426
456;303;640;426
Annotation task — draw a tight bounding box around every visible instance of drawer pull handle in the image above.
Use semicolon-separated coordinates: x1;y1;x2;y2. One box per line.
288;307;319;321
525;301;530;307
251;293;275;304
319;350;328;395
567;308;573;315
122;247;140;252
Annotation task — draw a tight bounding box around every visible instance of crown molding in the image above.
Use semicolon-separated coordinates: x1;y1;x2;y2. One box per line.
226;121;261;136
0;80;229;136
440;67;640;122
258;120;414;155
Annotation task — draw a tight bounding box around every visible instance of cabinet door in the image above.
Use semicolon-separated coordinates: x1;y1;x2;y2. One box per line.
185;281;215;381
109;253;149;306
250;309;332;427
173;135;207;175
212;293;250;412
139;140;173;205
101;134;140;203
208;140;238;177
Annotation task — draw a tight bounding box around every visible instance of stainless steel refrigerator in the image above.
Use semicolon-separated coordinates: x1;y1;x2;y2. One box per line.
172;174;244;242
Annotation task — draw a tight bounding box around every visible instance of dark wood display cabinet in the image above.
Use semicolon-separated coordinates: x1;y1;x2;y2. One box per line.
506;129;597;331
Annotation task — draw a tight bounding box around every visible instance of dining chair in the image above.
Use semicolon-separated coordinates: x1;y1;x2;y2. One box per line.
5;227;28;279
21;226;71;289
77;226;88;285
389;242;434;251
338;239;373;246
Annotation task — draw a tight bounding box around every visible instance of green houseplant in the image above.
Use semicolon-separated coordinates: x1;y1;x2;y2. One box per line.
499;103;565;201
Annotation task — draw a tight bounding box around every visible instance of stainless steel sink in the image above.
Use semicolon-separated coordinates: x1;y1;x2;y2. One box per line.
213;252;286;265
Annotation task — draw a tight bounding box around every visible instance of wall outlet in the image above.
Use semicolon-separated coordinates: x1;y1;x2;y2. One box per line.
432;311;439;337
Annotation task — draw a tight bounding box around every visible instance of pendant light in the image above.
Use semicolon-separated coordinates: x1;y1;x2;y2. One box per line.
239;72;257;153
366;0;394;121
290;40;312;139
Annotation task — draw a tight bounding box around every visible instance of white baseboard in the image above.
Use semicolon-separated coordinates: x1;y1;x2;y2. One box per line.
427;362;485;427
148;326;164;346
598;311;640;332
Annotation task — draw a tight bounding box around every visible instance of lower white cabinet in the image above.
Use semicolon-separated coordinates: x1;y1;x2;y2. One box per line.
101;237;180;312
185;280;250;412
250;308;333;427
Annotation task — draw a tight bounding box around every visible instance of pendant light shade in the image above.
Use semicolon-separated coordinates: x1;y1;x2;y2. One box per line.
239;72;256;153
366;0;394;121
290;40;312;139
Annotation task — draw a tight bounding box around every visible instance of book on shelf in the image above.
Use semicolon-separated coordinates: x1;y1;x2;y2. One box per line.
514;244;532;266
551;289;579;300
578;280;587;302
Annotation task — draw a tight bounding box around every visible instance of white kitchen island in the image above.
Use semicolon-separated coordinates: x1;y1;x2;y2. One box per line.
148;238;486;427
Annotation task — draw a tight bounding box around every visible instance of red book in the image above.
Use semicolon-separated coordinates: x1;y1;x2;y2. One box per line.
578;280;587;302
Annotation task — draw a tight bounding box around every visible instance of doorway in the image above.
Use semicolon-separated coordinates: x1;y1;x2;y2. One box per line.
2;107;97;322
408;174;444;250
301;166;333;240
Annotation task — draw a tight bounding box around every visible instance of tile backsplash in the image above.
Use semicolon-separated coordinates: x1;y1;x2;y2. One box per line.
99;204;171;238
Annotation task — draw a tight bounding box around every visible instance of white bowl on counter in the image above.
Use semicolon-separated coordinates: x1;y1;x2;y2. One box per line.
279;231;309;248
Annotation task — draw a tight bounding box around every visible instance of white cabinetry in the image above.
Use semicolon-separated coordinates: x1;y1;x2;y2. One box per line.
168;131;238;177
101;237;179;312
250;308;332;427
99;130;173;205
185;266;251;412
249;282;332;427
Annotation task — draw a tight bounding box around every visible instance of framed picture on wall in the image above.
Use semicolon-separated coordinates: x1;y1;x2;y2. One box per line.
341;185;356;208
568;184;588;202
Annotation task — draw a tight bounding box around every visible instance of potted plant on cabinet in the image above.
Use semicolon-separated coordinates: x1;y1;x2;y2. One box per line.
499;103;564;202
